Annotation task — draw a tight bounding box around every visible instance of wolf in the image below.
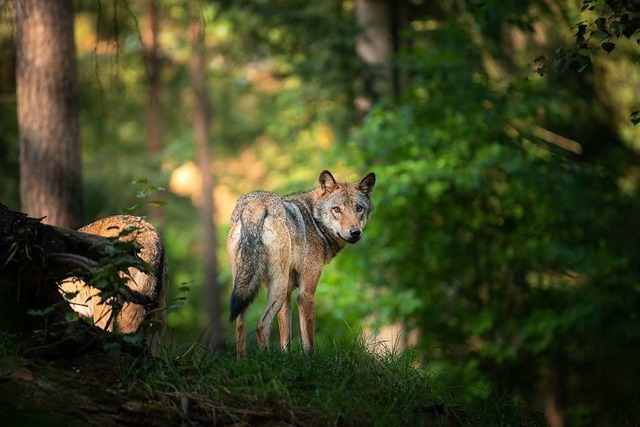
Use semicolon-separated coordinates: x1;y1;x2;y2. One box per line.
58;215;167;350
227;170;376;357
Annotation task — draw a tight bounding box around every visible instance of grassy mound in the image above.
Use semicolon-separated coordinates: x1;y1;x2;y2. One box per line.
0;335;546;426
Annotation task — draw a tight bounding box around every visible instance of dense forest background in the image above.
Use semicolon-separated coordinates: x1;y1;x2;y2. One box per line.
1;0;640;426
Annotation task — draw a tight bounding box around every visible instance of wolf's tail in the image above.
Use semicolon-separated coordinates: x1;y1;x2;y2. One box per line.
229;206;268;321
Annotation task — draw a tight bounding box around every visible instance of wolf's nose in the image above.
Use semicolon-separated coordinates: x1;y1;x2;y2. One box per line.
350;227;361;239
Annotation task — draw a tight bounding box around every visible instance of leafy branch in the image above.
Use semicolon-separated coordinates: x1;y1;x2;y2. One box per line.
534;0;640;124
122;178;167;216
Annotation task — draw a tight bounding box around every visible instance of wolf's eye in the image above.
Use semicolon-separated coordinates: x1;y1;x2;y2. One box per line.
332;206;341;214
356;205;364;213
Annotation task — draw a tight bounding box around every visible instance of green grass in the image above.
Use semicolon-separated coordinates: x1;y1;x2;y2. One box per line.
116;337;547;426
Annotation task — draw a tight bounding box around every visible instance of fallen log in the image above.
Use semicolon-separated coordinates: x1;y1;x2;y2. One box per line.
0;203;166;355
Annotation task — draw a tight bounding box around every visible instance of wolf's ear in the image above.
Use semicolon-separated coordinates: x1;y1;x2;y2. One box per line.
357;172;376;198
318;170;338;194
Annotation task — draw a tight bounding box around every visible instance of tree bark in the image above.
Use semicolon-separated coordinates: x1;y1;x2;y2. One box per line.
190;11;225;351
15;0;83;229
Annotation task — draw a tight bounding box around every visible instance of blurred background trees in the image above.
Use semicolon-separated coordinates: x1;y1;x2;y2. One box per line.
1;0;639;425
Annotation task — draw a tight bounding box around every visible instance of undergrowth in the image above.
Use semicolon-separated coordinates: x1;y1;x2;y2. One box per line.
116;337;547;426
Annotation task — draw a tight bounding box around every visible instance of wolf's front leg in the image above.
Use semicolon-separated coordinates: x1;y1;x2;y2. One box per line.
297;290;316;352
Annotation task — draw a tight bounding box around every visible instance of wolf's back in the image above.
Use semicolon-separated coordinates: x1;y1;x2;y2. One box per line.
229;195;270;321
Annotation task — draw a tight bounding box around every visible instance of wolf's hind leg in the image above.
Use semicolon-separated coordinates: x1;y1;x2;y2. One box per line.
277;288;293;351
256;276;288;350
256;216;291;350
236;312;247;358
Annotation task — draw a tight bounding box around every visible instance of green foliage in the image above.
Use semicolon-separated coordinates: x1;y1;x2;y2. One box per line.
121;178;167;216
534;0;640;126
89;227;152;303
345;6;640;425
577;0;640;54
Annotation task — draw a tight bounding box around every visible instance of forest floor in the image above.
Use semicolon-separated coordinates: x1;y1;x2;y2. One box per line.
0;350;187;426
0;337;547;426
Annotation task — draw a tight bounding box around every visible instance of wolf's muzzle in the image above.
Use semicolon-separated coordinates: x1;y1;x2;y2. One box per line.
339;226;362;243
350;227;362;240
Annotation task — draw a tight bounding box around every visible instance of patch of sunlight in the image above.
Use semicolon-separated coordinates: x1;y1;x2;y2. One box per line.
526;270;586;290
411;19;438;31
244;62;285;93
617;166;640;196
363;322;420;356
117;121;139;141
169;161;201;200
595;53;640;152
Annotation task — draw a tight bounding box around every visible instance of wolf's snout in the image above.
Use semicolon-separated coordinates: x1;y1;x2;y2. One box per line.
349;227;362;240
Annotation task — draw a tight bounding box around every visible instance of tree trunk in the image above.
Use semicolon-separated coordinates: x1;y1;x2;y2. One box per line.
355;0;394;109
544;362;566;427
15;0;82;229
143;0;165;220
190;12;225;351
144;0;163;156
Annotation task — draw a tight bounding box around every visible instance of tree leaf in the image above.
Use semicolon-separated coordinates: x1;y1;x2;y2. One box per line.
602;41;616;52
590;31;609;40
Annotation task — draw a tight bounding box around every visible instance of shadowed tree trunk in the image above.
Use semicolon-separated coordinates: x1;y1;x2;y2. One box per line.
544;361;566;427
143;0;165;220
15;0;82;229
355;0;393;110
190;10;225;350
144;0;163;156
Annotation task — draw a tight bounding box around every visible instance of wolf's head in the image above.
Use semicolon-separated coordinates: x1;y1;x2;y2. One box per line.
313;170;376;244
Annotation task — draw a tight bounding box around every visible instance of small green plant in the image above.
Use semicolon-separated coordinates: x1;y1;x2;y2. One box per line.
121;178;167;216
0;331;20;357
